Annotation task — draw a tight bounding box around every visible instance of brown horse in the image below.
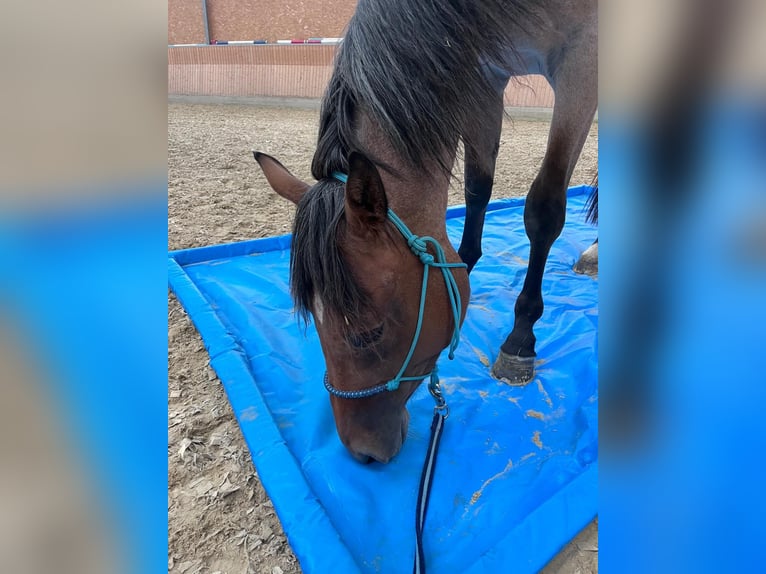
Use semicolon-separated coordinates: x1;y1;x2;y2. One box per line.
255;0;597;463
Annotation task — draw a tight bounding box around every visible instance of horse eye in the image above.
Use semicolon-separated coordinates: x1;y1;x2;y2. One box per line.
348;324;384;349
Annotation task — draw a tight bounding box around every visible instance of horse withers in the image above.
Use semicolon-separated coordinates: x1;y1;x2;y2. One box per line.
255;0;597;463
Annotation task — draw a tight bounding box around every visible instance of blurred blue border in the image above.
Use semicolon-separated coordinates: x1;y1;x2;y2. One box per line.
599;104;766;573
0;185;168;574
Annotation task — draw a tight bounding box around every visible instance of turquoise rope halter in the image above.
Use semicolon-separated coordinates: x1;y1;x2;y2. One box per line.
323;172;467;402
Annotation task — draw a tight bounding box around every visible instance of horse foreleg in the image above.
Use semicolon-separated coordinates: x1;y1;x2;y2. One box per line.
491;161;569;384
491;45;597;384
458;71;507;273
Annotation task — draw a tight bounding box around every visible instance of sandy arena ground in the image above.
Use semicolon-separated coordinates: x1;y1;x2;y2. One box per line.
168;102;598;574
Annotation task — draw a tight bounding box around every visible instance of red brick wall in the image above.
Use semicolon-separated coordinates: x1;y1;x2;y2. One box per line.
168;0;206;45
169;45;336;98
207;0;353;43
505;76;555;108
168;0;355;45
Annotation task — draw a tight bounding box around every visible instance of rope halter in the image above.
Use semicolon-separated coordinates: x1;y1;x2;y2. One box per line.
322;172;466;408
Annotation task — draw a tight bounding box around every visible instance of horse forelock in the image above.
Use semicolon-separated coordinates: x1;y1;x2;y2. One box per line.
290;180;373;331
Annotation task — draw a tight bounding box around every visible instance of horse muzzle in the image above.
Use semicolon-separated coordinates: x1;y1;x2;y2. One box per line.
341;408;410;464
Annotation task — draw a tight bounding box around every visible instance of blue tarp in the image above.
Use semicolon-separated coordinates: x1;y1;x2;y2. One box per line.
168;186;598;573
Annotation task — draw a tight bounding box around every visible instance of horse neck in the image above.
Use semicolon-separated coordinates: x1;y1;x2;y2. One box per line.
380;167;453;242
357;114;456;244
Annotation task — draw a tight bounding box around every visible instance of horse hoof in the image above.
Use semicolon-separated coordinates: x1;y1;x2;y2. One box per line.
491;351;535;385
574;242;598;277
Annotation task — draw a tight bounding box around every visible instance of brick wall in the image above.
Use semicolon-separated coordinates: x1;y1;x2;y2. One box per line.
168;0;355;45
504;75;555;108
169;45;335;98
206;0;353;43
168;0;206;45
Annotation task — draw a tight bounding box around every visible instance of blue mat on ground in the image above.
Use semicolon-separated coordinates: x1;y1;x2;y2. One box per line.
168;186;598;574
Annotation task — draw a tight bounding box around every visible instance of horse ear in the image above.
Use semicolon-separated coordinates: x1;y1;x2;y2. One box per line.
344;151;388;234
253;151;310;204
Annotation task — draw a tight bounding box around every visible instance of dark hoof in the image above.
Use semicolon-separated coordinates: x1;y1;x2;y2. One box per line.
574;242;598;277
491;351;535;385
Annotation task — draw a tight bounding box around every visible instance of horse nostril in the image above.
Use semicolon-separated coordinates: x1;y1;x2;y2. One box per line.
349;450;374;464
349;447;393;464
369;452;393;464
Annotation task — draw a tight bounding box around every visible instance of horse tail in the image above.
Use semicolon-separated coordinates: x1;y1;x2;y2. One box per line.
585;173;598;224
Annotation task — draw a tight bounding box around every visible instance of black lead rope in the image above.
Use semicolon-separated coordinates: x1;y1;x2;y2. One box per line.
413;405;448;574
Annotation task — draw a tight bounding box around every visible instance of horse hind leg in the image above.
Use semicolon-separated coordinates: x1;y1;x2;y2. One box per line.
491;46;597;385
574;184;598;276
574;239;598;276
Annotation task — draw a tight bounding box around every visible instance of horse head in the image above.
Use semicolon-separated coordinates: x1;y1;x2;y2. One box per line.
255;150;468;463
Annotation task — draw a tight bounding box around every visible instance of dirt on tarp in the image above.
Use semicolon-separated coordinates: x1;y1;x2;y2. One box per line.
168;102;598;574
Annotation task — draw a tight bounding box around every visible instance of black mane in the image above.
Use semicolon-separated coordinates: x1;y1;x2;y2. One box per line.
294;0;539;325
